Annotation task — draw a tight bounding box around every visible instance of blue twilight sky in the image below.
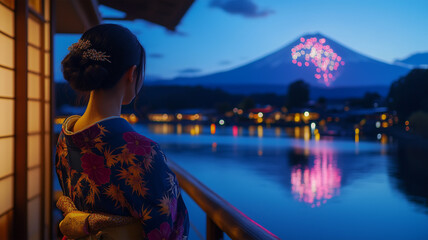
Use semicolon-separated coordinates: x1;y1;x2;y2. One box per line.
54;0;428;81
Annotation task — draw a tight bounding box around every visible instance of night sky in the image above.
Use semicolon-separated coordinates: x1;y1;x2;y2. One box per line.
54;0;428;81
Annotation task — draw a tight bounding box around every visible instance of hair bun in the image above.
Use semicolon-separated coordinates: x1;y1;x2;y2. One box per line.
80;64;109;91
61;53;109;91
61;24;145;93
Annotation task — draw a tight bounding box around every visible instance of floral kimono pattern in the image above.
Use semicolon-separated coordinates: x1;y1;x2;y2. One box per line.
55;115;189;239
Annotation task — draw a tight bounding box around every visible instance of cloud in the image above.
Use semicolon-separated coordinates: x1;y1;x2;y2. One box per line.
178;68;202;74
149;53;164;59
210;0;274;18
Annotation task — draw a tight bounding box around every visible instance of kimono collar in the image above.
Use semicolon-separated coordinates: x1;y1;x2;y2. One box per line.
62;115;123;136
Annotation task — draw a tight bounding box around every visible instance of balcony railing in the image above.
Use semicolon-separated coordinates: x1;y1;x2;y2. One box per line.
167;160;280;240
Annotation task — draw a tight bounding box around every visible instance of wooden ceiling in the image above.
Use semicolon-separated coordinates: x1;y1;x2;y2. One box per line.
99;0;194;31
56;0;102;33
56;0;194;33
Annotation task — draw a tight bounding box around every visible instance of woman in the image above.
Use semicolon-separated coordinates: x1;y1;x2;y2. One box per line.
55;24;189;239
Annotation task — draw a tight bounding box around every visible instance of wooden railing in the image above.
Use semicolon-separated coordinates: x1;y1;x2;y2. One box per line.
167;160;280;240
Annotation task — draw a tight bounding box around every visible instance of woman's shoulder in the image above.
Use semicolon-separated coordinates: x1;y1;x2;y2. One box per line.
98;118;156;143
58;116;161;157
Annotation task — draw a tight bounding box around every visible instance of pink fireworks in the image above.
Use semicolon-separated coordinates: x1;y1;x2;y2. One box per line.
291;37;344;86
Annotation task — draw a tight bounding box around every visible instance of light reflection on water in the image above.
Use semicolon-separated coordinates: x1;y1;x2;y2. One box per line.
133;123;428;240
291;147;341;208
148;123;323;141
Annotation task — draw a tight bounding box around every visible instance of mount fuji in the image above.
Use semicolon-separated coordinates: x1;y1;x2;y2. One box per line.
149;33;411;97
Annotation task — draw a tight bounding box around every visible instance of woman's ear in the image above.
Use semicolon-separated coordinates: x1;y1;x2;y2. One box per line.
127;65;138;84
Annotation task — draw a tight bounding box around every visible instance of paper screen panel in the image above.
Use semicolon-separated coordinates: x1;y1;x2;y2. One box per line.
44;52;50;76
0;4;14;37
27;100;41;133
27;167;41;199
28;46;41;73
0;176;13;215
28;17;41;47
28;0;41;14
27;196;41;240
28;72;41;99
0;137;13;178
44;0;50;20
0;34;14;68
0;99;14;137
0;0;14;9
44;103;50;130
0;67;14;98
44;23;50;50
44;77;50;101
28;134;41;168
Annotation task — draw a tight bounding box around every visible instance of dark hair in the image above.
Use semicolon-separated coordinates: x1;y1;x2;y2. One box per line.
61;24;145;95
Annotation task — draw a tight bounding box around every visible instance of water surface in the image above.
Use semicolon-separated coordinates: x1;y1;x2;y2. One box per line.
134;123;428;240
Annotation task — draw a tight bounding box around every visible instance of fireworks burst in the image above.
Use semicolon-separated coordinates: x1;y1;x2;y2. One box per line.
291;37;345;86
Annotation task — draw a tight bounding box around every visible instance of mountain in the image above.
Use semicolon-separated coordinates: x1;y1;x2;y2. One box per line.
394;52;428;68
148;33;410;97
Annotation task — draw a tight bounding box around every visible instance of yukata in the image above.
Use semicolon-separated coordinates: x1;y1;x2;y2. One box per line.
55;115;189;239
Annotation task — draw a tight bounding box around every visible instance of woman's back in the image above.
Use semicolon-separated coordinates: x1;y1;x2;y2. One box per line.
56;115;189;239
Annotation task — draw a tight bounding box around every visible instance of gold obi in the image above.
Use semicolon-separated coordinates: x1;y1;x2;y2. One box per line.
56;196;145;240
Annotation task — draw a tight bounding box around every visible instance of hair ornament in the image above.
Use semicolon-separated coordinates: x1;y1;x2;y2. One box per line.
82;49;112;63
68;39;112;63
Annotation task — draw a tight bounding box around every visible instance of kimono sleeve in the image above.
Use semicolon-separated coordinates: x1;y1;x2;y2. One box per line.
54;133;69;196
118;141;189;239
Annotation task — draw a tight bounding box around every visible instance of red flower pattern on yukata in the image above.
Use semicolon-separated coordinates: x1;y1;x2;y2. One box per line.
147;222;172;240
72;125;101;149
81;152;111;186
123;132;153;155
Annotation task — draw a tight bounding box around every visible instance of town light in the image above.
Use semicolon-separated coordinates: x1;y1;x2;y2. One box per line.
210;123;216;135
375;121;381;128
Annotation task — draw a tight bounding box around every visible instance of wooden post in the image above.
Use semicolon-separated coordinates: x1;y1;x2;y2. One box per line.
207;216;223;240
14;0;29;239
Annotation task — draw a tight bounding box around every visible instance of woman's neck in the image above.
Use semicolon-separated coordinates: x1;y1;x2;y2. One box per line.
81;90;123;122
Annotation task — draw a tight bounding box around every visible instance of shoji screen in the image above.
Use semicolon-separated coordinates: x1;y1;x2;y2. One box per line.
27;12;43;240
0;0;15;239
27;0;52;238
0;0;52;239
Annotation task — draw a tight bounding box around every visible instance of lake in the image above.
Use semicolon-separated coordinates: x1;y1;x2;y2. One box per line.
133;123;428;240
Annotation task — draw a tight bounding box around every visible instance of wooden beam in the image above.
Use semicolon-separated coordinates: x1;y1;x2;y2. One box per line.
13;0;28;239
39;8;46;240
207;216;224;240
45;0;55;238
